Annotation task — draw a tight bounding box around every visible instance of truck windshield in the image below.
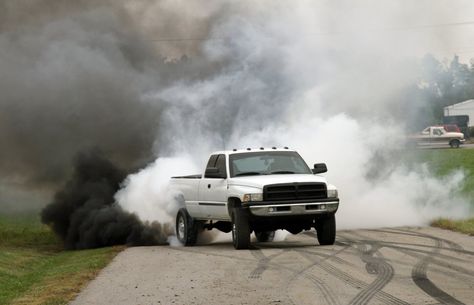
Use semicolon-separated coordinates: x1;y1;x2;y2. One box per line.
229;151;312;177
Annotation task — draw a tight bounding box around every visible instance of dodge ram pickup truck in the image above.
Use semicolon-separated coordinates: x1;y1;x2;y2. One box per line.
170;148;339;249
408;126;465;148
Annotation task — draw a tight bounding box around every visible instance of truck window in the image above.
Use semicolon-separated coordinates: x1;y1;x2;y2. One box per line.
215;154;227;177
205;154;227;178
229;151;312;177
206;155;218;169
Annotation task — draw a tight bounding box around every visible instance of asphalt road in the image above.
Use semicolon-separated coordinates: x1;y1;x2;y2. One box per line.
71;227;474;305
417;143;474;149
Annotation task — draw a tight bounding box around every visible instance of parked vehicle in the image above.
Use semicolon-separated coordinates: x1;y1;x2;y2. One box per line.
170;148;339;249
408;126;465;148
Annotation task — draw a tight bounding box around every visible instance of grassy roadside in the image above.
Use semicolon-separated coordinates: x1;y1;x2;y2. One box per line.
408;148;474;235
0;214;122;305
431;218;474;236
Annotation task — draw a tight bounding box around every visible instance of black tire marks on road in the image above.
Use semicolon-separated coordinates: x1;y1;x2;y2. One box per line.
287;243;352;305
356;229;470;305
348;243;395;305
406;232;466;305
249;248;287;279
171;228;472;305
296;246;409;305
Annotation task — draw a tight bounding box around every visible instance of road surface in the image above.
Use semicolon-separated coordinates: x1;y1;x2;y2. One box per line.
417;143;474;149
71;227;474;305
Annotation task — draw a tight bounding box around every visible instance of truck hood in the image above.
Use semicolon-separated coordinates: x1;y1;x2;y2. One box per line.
228;174;327;189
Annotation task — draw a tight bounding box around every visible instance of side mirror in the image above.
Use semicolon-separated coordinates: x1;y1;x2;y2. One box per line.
312;163;327;174
205;167;226;178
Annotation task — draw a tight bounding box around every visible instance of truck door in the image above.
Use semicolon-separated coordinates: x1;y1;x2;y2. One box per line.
432;128;444;143
198;154;229;220
418;127;431;145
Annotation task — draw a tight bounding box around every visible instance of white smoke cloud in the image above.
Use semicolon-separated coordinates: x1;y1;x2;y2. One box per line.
115;156;199;224
116;1;472;234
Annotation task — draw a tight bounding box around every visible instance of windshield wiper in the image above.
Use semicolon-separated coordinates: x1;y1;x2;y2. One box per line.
270;170;295;174
234;172;262;177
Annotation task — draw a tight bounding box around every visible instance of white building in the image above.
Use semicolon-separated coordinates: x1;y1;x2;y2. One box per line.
444;99;474;127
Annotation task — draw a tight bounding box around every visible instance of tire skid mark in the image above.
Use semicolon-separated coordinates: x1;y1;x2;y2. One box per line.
338;233;402;305
371;229;472;256
348;243;395;305
368;241;472;262
347;230;474;277
318;259;408;305
387;245;474;278
249;247;287;279
369;230;474;278
297;244;409;305
411;237;466;305
394;228;465;253
356;229;469;305
287;243;351;305
347;239;470;265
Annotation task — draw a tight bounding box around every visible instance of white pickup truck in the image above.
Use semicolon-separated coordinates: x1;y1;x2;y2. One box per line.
408;126;465;148
170;148;339;249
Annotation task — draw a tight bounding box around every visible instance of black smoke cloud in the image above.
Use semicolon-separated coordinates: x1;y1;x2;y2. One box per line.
41;151;169;249
0;1;160;189
0;0;230;193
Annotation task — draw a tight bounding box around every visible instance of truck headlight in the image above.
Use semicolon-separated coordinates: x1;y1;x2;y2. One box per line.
243;193;263;202
327;189;338;199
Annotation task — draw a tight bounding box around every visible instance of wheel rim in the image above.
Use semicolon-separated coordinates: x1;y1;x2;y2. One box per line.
177;215;185;240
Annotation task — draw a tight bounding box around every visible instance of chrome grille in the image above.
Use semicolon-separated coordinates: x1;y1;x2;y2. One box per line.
263;183;327;201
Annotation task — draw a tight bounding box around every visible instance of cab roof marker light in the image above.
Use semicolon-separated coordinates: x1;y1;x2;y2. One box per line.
259;147;264;150
284;146;289;149
272;147;276;149
233;148;237;151
246;148;251;151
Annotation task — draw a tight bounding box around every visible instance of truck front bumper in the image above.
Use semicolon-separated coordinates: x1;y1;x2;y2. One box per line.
245;199;339;217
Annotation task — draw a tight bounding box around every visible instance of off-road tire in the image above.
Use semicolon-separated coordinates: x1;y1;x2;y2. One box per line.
450;139;460;148
176;208;199;246
316;214;336;245
231;208;251;249
255;231;275;242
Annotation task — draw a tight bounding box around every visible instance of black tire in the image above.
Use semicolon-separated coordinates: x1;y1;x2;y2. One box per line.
450;139;460;148
231;208;251;249
316;214;336;245
176;208;199;246
255;231;275;242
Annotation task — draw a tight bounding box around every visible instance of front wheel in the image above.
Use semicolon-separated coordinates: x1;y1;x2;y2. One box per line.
450;139;460;148
176;208;199;246
232;208;251;249
316;214;336;245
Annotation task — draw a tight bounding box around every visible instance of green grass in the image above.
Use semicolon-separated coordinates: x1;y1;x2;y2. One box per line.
405;148;474;235
0;214;122;305
405;148;474;199
431;218;474;235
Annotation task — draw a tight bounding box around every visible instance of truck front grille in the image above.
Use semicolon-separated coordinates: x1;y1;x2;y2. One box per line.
263;183;327;201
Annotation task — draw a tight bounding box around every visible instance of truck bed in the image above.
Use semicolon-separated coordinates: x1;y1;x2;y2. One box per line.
171;174;202;179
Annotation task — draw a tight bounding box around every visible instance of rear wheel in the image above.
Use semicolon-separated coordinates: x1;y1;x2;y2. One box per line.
231;208;251;249
176;208;199;246
255;231;275;242
316;214;336;245
450;139;460;148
